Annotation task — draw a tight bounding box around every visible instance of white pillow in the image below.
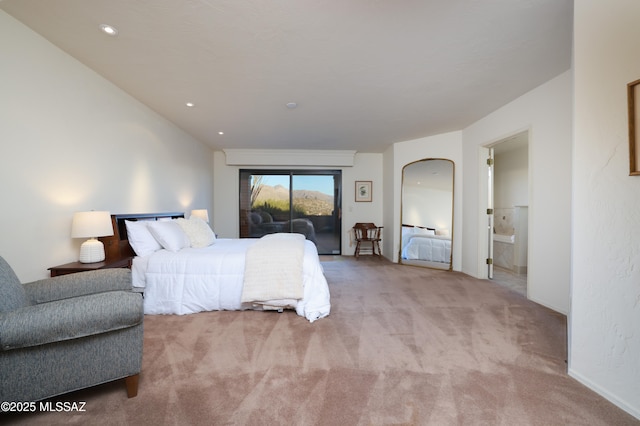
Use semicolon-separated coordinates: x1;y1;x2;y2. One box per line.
147;220;190;252
414;226;436;236
401;226;414;249
125;220;162;257
401;226;414;238
176;217;216;248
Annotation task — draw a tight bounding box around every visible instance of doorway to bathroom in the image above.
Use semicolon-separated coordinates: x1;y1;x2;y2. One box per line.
488;131;529;297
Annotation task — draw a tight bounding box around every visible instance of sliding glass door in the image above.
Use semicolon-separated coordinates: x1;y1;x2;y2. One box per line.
239;170;341;255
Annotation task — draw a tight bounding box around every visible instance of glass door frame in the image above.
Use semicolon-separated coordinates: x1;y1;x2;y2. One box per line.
239;169;342;255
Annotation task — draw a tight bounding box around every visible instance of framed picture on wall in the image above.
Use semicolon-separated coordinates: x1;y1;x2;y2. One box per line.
355;181;372;202
628;78;640;175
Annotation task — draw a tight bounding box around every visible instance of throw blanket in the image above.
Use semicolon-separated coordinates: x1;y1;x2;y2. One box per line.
241;233;305;304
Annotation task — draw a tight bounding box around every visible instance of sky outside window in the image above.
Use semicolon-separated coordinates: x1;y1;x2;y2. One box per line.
253;175;333;196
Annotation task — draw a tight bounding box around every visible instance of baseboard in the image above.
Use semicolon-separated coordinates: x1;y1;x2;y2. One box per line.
568;368;640;420
527;294;568;316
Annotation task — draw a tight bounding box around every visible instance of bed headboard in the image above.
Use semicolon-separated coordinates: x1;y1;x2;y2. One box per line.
100;212;184;260
402;224;436;232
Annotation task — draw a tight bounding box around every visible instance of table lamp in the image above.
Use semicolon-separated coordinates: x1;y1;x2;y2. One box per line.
71;211;114;263
190;209;209;223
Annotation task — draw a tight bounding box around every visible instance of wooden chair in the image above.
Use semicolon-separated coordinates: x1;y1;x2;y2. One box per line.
353;223;383;258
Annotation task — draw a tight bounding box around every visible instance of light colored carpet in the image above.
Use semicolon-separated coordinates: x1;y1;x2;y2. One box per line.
3;257;637;425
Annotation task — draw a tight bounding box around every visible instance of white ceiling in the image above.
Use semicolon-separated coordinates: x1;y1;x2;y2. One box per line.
1;0;573;153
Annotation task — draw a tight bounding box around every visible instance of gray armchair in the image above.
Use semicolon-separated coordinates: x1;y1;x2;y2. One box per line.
0;256;143;402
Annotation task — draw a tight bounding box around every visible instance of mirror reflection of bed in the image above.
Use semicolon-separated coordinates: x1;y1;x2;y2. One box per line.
399;158;454;270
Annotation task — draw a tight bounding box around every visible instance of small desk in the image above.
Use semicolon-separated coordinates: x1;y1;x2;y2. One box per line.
49;257;132;277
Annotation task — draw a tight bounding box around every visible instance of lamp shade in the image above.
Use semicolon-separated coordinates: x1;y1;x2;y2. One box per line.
71;211;113;263
71;211;114;238
190;209;209;223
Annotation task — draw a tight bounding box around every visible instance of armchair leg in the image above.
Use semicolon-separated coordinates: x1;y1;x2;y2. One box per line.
125;374;139;398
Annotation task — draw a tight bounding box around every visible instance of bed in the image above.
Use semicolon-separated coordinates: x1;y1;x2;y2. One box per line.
401;224;452;264
100;212;330;322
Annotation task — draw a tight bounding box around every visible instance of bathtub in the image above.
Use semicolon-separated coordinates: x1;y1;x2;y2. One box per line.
493;233;515;270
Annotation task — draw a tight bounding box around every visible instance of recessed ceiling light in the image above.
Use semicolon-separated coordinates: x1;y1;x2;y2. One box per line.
185;102;195;107
218;131;224;135
286;102;297;109
99;24;118;36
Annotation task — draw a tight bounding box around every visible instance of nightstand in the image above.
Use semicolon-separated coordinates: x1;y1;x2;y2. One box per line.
48;257;132;277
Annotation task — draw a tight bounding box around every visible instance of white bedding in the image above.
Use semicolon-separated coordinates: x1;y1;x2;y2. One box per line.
132;238;330;322
401;234;451;263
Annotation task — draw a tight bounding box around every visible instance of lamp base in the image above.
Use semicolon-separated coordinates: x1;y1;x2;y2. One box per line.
79;238;105;263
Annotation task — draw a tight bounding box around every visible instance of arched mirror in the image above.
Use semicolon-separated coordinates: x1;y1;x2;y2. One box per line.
399;158;454;270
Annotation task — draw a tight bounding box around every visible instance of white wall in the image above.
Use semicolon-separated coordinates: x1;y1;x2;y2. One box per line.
389;131;463;270
344;153;385;256
570;0;640;418
0;11;214;282
402;186;452;232
382;144;396;259
212;151;384;256
462;72;572;314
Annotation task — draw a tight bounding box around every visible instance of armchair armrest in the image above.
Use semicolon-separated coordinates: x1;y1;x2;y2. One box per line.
0;291;142;351
23;269;132;304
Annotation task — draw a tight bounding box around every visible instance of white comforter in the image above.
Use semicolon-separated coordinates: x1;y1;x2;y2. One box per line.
401;234;452;263
132;238;330;322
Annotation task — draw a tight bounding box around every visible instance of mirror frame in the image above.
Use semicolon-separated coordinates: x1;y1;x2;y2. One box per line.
399;158;454;271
